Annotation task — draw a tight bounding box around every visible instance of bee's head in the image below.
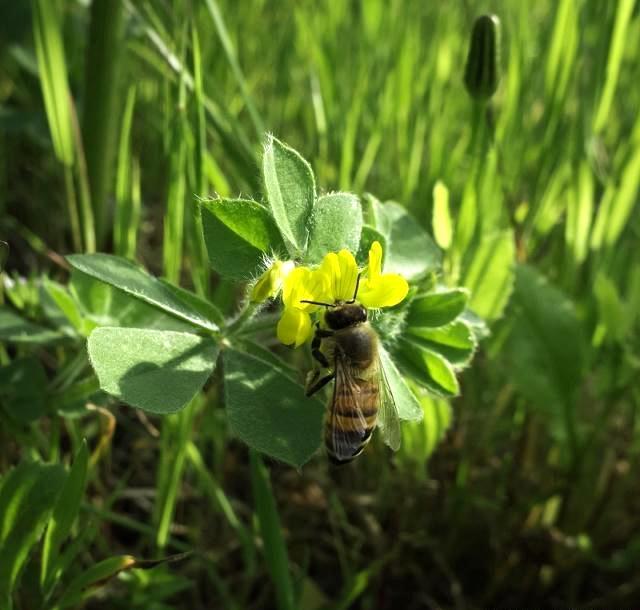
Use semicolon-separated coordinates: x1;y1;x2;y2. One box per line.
324;303;367;330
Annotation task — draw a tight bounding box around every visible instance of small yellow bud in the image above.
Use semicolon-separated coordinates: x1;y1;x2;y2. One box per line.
250;260;295;303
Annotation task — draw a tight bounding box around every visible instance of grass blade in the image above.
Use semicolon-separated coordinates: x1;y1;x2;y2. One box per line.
41;440;90;592
114;86;138;259
203;0;265;141
249;450;295;610
593;0;635;134
82;0;125;244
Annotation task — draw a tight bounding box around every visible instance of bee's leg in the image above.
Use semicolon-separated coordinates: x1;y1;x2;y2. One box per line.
305;371;335;397
311;329;332;368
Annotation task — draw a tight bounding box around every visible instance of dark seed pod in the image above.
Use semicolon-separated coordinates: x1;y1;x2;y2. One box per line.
464;14;501;102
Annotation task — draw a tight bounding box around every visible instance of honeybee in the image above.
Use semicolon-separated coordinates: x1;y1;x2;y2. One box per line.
303;287;401;464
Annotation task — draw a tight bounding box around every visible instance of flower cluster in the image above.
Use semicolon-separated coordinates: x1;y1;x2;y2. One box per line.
252;242;409;347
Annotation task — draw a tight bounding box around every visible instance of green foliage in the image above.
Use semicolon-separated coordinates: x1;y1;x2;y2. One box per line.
408;321;476;368
0;307;63;344
200;198;285;279
41;441;89;590
463;229;515;320
3;1;640;607
305;193;363;263
407;289;469;328
88;328;219;414
395;340;460;397
0;358;48;423
504;265;585;411
370;199;441;280
224;348;325;468
67;254;220;331
69;271;199;332
0;461;66;604
262;135;316;256
249;451;296;610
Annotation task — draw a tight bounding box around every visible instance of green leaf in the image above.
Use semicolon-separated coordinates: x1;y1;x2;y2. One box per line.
0;461;66;602
432;180;453;249
364;194;392;238
41;440;89;589
223;348;325;467
394;339;460;397
66;254;218;332
69;270;198;333
70;271;193;333
88;327;219;414
419;394;452;458
0;358;48;424
262;135;316;255
200;198;285;279
378;201;441;280
44;278;84;334
378;345;423;421
594;271;626;343
463;229;515;320
158;280;225;327
0;307;63;344
408;321;476;367
503;265;585;410
306;193;363;263
407;289;469;328
356;225;387;266
401;386;452;463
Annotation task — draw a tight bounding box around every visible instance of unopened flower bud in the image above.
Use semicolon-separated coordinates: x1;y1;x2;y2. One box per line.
250;260;295;303
464;14;501;102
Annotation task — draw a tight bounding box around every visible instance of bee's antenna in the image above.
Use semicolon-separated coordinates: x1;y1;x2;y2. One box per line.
346;273;361;304
300;300;336;307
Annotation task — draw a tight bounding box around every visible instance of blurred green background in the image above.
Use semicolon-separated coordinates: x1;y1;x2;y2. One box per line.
1;0;640;608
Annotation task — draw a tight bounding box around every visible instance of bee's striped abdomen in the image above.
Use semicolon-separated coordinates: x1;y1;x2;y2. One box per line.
325;378;379;465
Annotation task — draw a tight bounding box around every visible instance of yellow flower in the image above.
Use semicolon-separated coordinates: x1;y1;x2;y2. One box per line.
276;267;330;346
250;259;295;303
275;241;408;347
317;242;408;309
358;241;409;308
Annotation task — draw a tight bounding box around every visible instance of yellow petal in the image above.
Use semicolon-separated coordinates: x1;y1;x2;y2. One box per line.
304;267;332;308
320;253;339;300
336;249;359;301
367;241;383;282
320;249;358;302
359;274;409;308
282;267;330;311
282;267;307;308
277;307;313;347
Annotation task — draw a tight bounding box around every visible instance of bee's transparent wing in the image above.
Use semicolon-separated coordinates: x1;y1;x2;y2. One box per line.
329;354;370;461
376;357;401;451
